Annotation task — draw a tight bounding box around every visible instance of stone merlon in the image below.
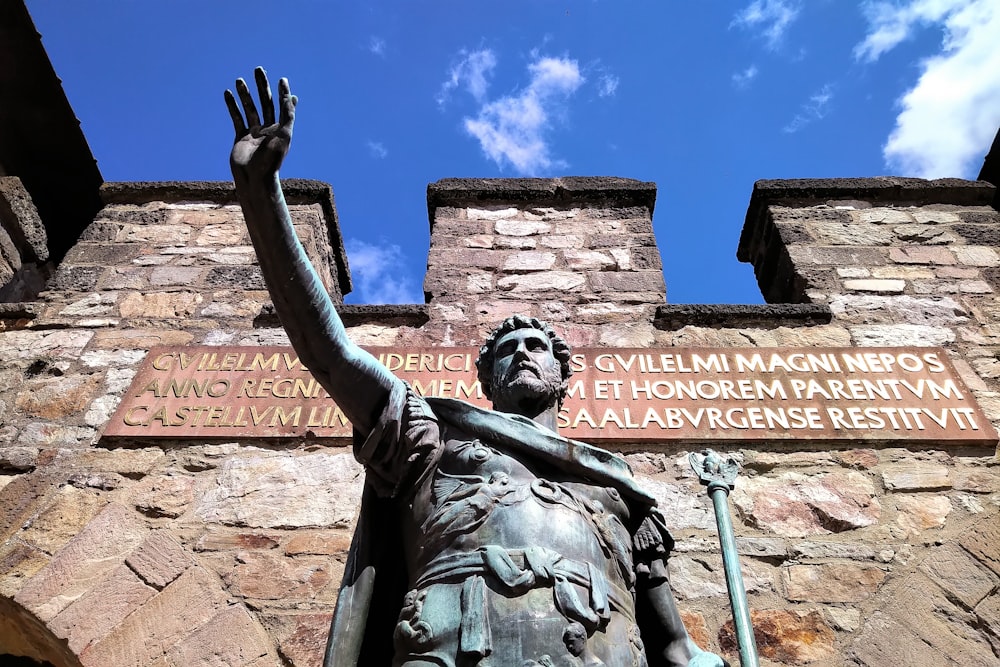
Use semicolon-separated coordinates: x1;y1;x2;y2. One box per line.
99;179;352;297
426;177;657;226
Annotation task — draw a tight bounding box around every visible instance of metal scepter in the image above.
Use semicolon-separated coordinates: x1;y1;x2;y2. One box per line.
690;449;759;667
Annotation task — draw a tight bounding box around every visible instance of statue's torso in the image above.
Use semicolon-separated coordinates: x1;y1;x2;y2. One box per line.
394;425;645;667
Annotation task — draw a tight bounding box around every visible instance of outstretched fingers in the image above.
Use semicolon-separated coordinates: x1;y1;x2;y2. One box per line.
224;89;247;138
235;77;261;128
255;67;275;126
278;77;297;130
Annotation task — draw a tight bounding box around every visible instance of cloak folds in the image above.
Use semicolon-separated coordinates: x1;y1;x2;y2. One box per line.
322;395;660;667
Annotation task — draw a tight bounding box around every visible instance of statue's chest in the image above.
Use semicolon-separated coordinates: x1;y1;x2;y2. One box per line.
408;431;634;578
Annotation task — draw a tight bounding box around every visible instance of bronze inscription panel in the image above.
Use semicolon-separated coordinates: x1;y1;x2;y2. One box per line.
103;346;996;445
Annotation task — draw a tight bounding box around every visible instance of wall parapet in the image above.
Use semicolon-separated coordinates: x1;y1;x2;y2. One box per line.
100;180;352;297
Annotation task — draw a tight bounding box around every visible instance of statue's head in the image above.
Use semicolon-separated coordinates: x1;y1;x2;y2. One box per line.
476;315;572;414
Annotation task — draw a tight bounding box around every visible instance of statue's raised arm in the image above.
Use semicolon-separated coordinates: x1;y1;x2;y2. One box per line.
225;68;399;436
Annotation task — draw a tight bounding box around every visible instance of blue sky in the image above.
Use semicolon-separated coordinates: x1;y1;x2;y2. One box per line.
26;1;1000;305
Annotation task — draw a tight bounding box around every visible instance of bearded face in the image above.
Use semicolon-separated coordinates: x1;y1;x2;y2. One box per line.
489;328;564;416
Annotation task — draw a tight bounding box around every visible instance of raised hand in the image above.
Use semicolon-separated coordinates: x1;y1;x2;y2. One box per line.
225;67;297;182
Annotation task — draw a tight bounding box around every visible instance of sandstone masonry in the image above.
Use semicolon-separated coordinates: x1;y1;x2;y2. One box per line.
0;176;997;667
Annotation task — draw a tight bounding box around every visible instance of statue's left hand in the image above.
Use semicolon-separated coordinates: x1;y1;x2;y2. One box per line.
225;67;297;182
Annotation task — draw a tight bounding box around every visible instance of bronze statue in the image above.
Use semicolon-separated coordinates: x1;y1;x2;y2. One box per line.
226;68;726;667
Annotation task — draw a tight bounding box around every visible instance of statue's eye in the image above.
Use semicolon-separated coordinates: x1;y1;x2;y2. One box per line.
527;338;548;352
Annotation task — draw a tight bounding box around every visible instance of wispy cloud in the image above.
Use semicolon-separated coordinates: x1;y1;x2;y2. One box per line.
783;84;834;133
856;0;1000;178
732;65;759;89
367;141;387;159
369;36;386;57
731;0;801;50
597;74;619;98
458;54;585;174
345;239;422;305
437;49;498;107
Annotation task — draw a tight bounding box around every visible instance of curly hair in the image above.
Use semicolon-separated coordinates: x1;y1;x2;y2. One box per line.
476;315;573;407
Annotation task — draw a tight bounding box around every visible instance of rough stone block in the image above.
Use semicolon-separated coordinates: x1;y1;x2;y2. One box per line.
494;219;551;235
893;223;961;244
881;464;951;490
783;563;886;602
856;208;914;225
194;223;246;246
786;246;885;266
563;250;616;270
15;503;148;621
162;604;279;666
889;246;957;265
496;271;586;293
48;563;157;654
842;278;905;293
812;222;895;246
194;452;363;529
493;236;536;249
850;324;955;347
149;266;203;287
912;208;961;224
116;223;193;245
224;552;335;601
895;494;951;534
959;519;1000;577
62;243;142;266
15;375;102;420
731;471;879;537
80;566;227;667
588;271;665;293
0;542;50;598
284;532;352;557
468;206;519;221
720;609;835;663
18;485;105;556
265;612;331;667
954;246;1000;267
125;531;192;589
118;291;203;318
502;251;557;272
920;543;999;609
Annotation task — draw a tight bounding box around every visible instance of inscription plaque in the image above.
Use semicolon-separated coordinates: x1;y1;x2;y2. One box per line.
103;345;996;445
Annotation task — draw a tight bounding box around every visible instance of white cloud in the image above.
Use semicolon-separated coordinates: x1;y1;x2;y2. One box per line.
856;0;1000;178
732;0;801;50
598;74;619;97
345;239;422;305
367;141;387;159
783;84;834;133
732;65;759;89
369;36;386;57
437;49;497;107
462;55;585;174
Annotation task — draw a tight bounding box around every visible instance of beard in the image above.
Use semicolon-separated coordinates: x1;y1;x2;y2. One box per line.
490;360;563;415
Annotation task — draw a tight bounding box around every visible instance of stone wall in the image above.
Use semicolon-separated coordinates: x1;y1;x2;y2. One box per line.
0;176;997;667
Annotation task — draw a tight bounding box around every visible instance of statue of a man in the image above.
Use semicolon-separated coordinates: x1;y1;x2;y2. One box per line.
226;68;725;667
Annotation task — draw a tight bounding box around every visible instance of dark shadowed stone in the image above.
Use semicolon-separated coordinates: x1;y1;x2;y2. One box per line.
0;176;49;263
45;265;103;293
739;177;996;262
0;302;40;321
206;265;266;290
78;220;123;242
631;246;663;270
653;304;832;330
337;304;430;326
953;223;1000;246
61;243;141;266
958;210;1000;224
